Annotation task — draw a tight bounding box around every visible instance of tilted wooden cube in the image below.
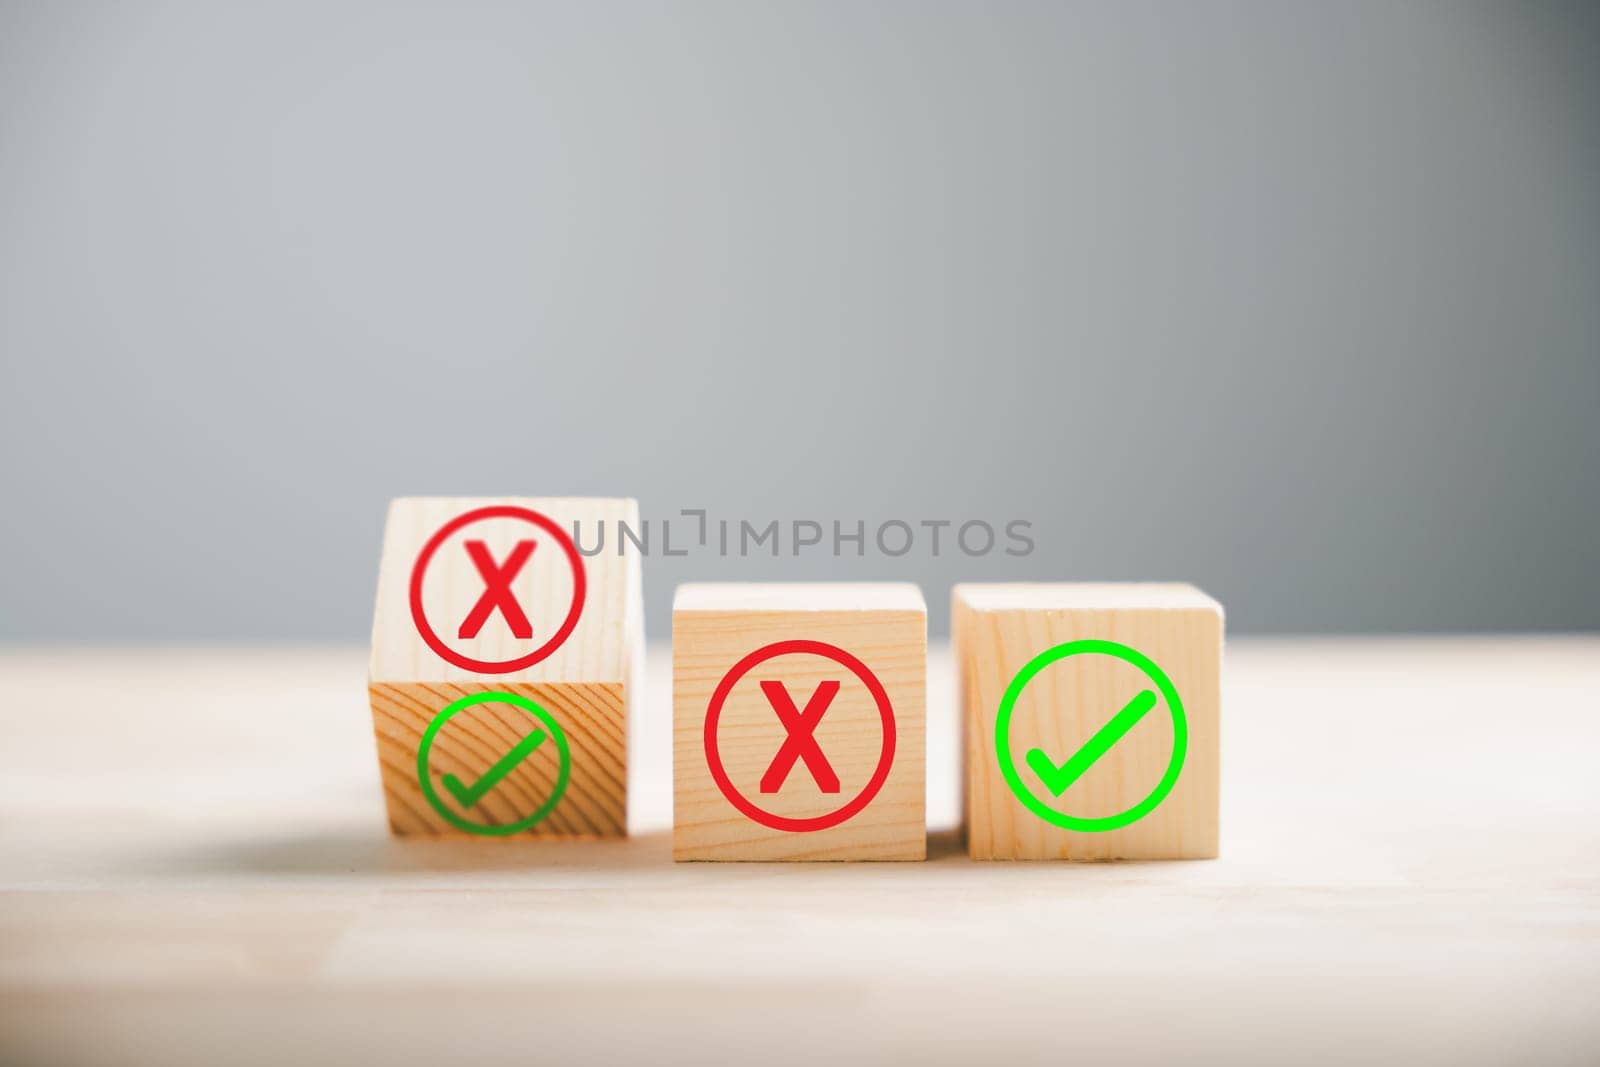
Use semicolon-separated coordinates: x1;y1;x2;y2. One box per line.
368;497;642;837
954;583;1222;860
673;583;926;861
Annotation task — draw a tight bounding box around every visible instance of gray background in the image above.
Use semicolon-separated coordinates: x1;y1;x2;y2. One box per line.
1;0;1596;641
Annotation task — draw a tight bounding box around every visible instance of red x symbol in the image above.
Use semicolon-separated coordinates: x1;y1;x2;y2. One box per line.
457;539;536;639
759;680;841;793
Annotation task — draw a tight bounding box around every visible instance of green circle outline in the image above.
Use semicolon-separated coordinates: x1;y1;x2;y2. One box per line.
416;691;572;836
994;639;1187;832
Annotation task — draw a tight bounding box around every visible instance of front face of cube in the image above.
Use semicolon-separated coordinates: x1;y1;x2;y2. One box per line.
673;608;926;861
960;602;1221;860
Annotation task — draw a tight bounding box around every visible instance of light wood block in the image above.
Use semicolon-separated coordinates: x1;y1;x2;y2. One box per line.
954;582;1222;860
673;583;926;861
368;497;642;837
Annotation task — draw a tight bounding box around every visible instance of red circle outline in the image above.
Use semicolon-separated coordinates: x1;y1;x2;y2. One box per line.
703;639;897;833
408;505;587;674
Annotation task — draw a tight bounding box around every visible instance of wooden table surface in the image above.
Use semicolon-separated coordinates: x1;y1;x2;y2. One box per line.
1;638;1596;1065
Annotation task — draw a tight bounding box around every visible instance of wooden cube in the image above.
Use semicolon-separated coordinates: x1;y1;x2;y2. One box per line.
954;583;1222;860
368;497;642;837
673;583;926;861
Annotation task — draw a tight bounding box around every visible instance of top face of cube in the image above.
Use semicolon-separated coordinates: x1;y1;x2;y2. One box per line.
370;497;640;684
953;583;1224;616
673;582;926;615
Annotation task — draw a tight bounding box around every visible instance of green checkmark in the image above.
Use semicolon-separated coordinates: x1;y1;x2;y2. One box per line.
441;729;547;809
1025;688;1158;797
997;640;1188;832
418;692;572;836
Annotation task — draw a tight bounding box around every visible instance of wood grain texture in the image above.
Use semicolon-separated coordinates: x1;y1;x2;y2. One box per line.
368;497;642;837
673;583;926;861
370;682;626;837
955;582;1222;860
